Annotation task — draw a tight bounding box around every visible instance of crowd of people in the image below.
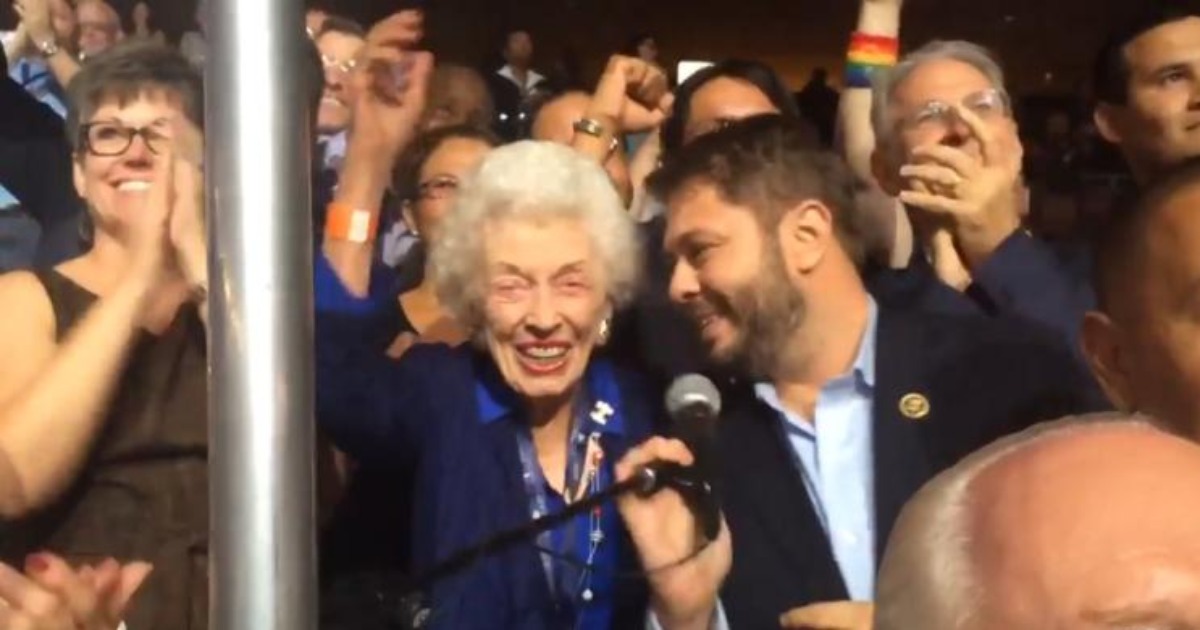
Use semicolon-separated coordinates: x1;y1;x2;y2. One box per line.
1;0;1200;628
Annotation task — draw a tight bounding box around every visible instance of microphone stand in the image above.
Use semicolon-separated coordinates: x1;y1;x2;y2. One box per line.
392;465;713;629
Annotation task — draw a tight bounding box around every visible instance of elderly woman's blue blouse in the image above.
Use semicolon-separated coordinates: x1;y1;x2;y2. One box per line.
313;255;660;629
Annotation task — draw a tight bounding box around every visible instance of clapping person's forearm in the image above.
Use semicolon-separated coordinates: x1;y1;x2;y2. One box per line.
322;11;430;298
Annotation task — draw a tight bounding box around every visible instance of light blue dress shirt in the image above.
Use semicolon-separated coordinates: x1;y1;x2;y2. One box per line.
318;130;348;173
754;298;878;601
9;57;68;118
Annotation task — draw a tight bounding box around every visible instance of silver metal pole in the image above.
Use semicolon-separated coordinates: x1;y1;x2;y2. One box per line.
205;0;317;626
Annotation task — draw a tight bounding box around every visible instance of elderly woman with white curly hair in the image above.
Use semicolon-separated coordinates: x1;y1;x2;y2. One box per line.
314;139;731;630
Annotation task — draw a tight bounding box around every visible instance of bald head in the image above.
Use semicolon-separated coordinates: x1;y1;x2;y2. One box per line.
878;416;1200;629
532;91;632;205
531;91;592;144
1092;158;1200;317
1084;158;1200;439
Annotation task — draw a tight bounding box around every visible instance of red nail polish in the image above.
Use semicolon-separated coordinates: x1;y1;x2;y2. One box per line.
24;553;48;573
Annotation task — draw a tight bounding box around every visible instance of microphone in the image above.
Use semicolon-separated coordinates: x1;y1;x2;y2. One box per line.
638;374;722;542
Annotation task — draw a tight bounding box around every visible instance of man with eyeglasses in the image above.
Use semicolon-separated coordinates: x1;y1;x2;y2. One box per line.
865;40;1095;365
314;17;366;174
75;0;123;61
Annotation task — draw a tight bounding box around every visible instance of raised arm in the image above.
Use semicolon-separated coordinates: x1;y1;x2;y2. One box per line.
314;10;441;469
321;11;430;299
14;0;80;89
573;55;671;207
837;0;902;185
627;129;663;220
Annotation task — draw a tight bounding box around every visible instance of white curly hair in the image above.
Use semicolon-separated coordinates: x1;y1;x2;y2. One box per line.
429;140;642;335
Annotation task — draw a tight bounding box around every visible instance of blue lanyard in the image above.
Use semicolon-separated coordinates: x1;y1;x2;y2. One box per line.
514;399;611;614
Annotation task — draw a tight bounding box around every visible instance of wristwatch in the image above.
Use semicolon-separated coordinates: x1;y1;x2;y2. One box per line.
573;117;607;139
573;118;621;156
34;37;61;58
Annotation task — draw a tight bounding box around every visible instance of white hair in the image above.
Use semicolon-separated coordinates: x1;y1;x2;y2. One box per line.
874;413;1155;630
870;40;1009;151
429;140;642;334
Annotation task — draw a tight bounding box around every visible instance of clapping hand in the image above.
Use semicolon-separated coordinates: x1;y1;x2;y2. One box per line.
118;116;206;312
898;104;1023;270
165;118;206;303
0;553;152;630
13;0;54;46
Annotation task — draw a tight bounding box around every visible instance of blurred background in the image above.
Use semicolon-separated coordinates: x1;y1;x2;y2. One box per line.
0;0;1142;94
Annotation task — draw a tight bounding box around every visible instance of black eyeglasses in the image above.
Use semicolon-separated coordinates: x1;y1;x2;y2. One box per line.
80;122;172;157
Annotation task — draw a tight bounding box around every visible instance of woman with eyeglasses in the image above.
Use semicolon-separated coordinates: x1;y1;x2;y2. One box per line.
387;124;500;357
0;42;207;629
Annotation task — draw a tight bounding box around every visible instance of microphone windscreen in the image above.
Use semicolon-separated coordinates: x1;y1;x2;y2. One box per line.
665;373;722;420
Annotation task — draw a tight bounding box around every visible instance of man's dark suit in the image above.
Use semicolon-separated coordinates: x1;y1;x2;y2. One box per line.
715;307;1101;629
866;230;1096;363
615;216;1098;385
0;67;83;267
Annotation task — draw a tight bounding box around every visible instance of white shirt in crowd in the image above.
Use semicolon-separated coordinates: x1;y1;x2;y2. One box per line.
496;63;545;96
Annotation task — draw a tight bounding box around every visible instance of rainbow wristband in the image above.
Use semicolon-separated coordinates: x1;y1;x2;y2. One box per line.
846;32;899;88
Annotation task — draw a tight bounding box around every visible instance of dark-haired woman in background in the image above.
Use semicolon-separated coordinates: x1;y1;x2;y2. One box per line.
387;124;499;357
319;126;499;616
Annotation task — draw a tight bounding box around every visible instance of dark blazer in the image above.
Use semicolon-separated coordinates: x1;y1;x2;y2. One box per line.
314;279;660;629
866;230;1096;365
0;71;84;267
619;220;1097;387
715;307;1102;629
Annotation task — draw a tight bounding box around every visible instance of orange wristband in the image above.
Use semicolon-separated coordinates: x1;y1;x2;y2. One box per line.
324;201;380;243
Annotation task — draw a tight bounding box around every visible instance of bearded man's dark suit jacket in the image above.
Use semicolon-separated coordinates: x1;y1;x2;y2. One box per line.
713;306;1102;629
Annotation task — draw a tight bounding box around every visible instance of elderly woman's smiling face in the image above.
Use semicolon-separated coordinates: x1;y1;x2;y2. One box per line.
480;215;610;401
431;141;639;405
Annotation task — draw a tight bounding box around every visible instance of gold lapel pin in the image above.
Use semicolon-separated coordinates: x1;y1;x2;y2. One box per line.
899;393;931;420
